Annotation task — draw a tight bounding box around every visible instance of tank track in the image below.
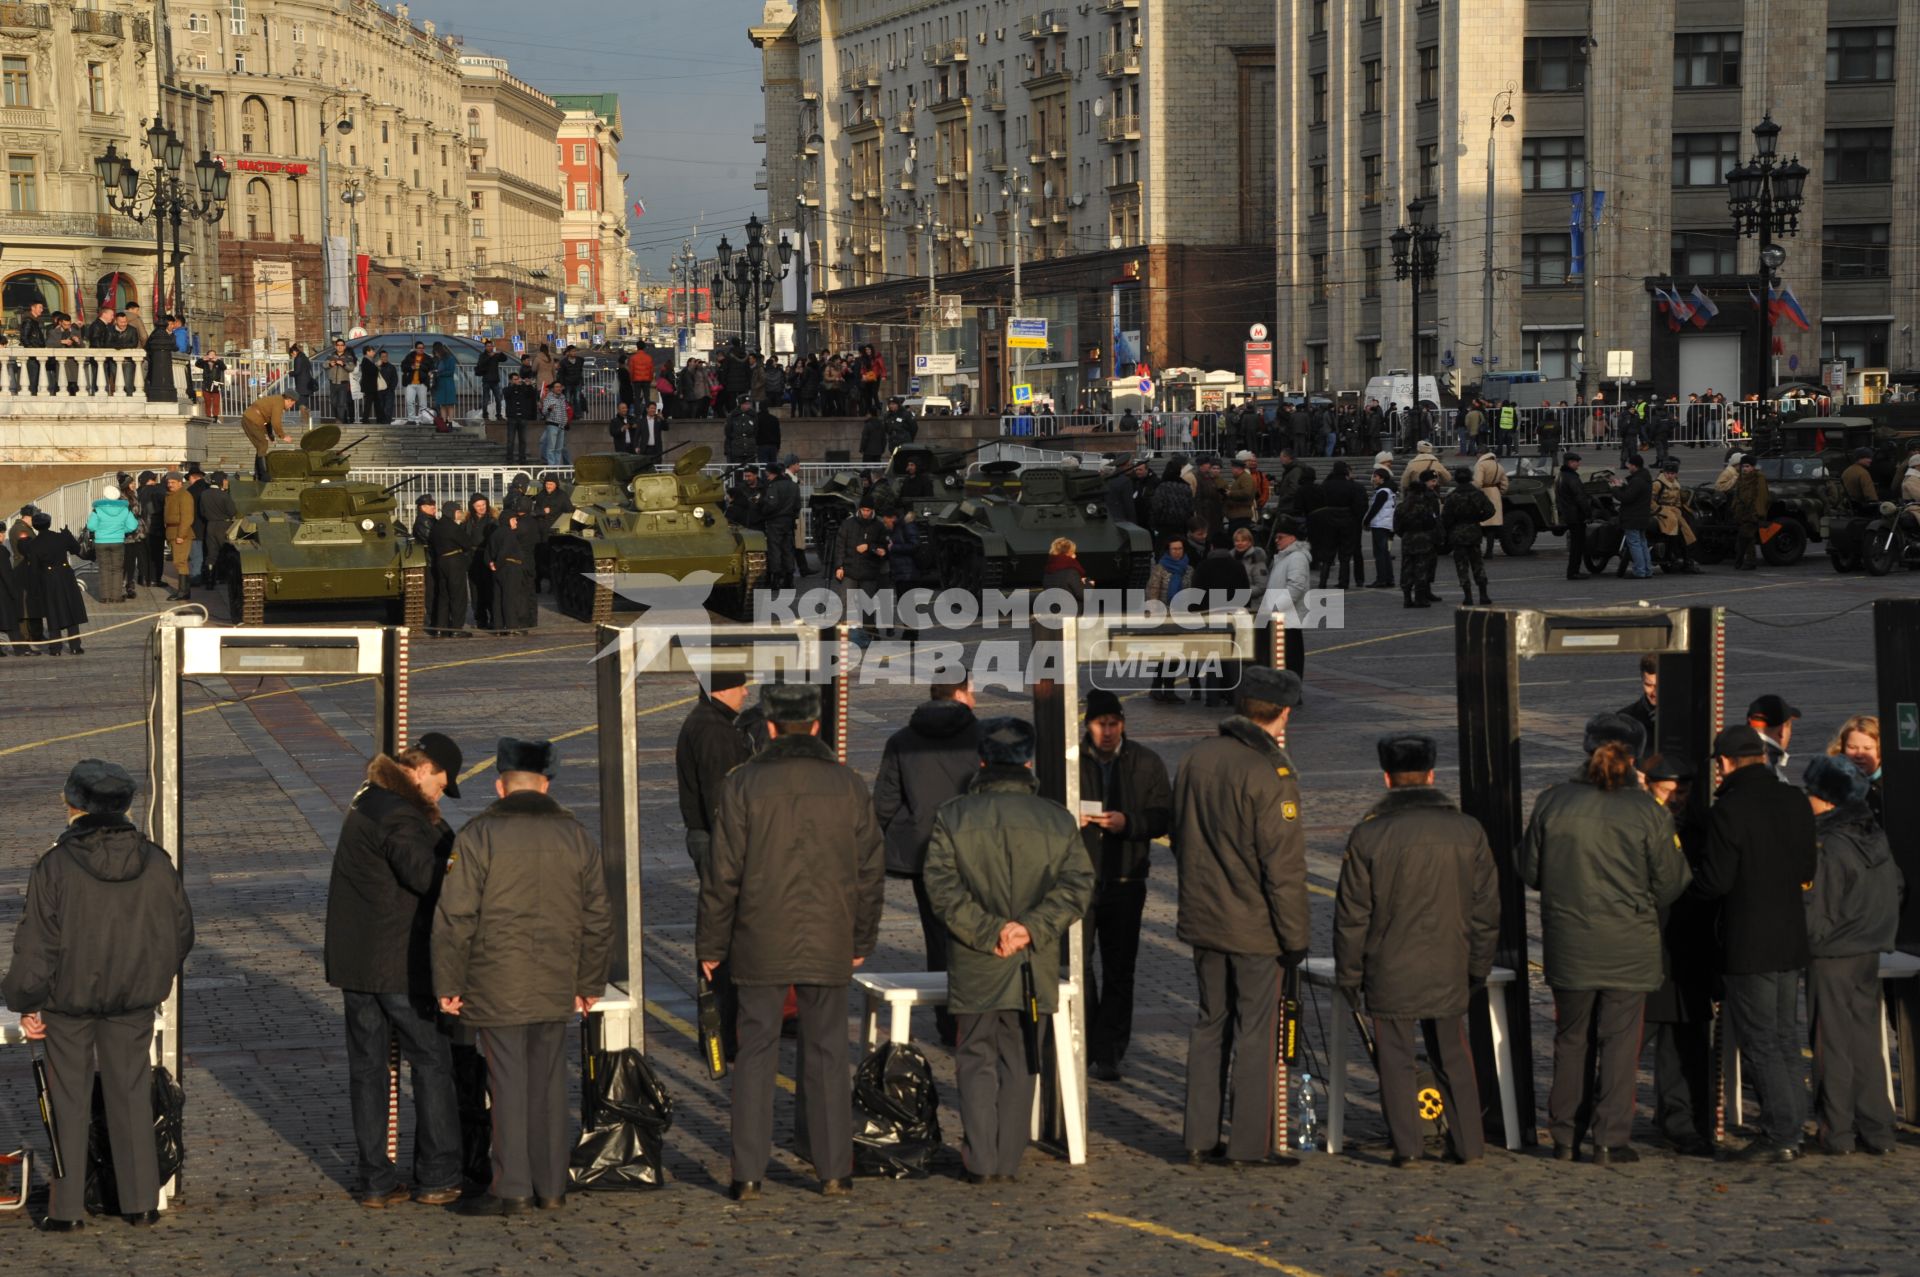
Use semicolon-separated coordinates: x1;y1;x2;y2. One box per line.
238;573;266;626
401;566;427;629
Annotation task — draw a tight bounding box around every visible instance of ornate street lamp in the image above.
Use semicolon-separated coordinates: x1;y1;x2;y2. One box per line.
98;120;230;325
1391;198;1444;412
1724;112;1808;390
716;215;791;354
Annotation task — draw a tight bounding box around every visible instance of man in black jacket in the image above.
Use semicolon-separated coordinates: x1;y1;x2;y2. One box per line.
3;760;194;1230
503;373;539;465
1693;724;1819;1162
412;495;439;623
1613;454;1655;579
18;298;47;393
476;339;505;421
324;734;464;1207
428;507;474;636
1078;689;1172;1082
1557;453;1592;580
859;413;889;462
873;679;981;1047
1335;735;1498;1166
532;478;573;594
760;455;802;591
1172;666;1309;1166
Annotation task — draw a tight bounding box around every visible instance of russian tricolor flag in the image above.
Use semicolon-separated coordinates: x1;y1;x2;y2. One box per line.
1769;284;1810;332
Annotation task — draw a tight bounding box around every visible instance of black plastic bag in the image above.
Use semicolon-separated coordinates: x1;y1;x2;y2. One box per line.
568;1041;673;1191
84;1065;184;1215
852;1042;941;1179
451;1043;492;1189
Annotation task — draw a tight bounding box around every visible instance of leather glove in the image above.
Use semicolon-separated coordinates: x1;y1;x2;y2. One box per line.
1280;948;1309;969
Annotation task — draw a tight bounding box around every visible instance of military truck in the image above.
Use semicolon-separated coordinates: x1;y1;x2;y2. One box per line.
228;425;364;516
1494;457;1564;556
548;446;767;624
924;463;1151;593
219;477;427;625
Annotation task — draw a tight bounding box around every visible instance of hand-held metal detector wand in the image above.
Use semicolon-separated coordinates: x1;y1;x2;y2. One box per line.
1020;957;1044;1075
28;1040;63;1179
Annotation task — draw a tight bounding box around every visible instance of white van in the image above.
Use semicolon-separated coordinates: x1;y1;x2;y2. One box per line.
1361;371;1442;411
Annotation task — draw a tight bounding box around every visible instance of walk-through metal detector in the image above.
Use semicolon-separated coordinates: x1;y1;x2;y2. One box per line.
590;621;837;1054
1874;598;1920;1120
1456;605;1724;1148
150;615;410;1202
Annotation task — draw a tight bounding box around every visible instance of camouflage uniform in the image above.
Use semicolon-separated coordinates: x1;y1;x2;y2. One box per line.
1392;482;1443;608
1441;482;1497;605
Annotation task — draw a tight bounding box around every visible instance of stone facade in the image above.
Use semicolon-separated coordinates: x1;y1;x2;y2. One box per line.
553;93;634;346
1277;0;1913;401
459;56;563;337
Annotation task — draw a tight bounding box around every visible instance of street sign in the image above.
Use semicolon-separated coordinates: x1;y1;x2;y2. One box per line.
1472;355;1484;366
1825;360;1848;394
940;292;964;328
512;335;525;354
1606;350;1634;379
1012;383;1034;404
913;353;958;375
909;378;922;393
1440;350;1456;369
1008;317;1049;350
1249;322;1269;341
1137;377;1154;396
1244;342;1273;391
1900;702;1920;752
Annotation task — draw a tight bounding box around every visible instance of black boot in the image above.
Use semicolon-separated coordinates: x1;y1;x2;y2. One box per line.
1403;586;1428;610
1477;583;1490;606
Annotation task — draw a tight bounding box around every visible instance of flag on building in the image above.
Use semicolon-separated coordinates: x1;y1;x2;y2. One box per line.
1653;285;1680;332
1686;284;1719;329
632;198;646;218
1770;284;1811;332
1666;282;1695;329
71;267;84;322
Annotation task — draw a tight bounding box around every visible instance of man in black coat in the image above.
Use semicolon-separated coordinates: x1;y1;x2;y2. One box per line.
760;455;802;591
1613;453;1655;579
1077;689;1172;1081
428;507;474;636
1640;755;1716;1157
1692;724;1819;1162
675;671;758;1059
486;512;536;633
465;496;497;631
873;679;981;1046
1334;735;1499;1167
1315;460;1368;588
412;495;439;624
198;472;236;587
3;760;194;1229
323;734;464;1207
858;413;889;462
531;478;573;594
1557;453;1593;580
358;349;383;422
502;373;539;465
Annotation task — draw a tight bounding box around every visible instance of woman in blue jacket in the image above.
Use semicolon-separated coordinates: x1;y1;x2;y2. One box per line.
431;342;460;429
86;484;140;604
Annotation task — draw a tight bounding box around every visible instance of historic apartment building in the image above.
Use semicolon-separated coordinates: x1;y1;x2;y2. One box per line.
1275;0;1915;402
0;1;219;340
752;0;1277;410
460;54;563;336
553;92;634;345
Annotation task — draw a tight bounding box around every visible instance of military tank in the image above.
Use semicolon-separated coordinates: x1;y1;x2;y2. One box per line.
807;443;984;565
228;425;365;516
219;476;427;625
548;445;768;624
924;463;1151;593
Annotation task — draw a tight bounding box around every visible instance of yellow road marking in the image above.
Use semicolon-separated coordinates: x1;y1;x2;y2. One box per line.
1309;624;1452;657
1087;1211;1327;1276
453;695;699;784
646;997;794;1094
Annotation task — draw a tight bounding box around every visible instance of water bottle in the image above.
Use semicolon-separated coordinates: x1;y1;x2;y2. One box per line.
1294;1072;1319;1152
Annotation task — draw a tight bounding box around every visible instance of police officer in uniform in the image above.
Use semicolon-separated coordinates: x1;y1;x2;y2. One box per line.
1441;467;1496;606
1394;468;1442;609
434;739;611;1215
699;683;885;1199
411;495;439;631
485;511;536;634
1333;736;1499;1167
675;670;757;1058
1172;665;1309;1166
760;454;802;590
3;760;195;1230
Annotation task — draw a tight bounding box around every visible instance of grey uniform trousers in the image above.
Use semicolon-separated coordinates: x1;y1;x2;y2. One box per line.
1808;953;1895;1152
1374;1014;1483;1162
42;1009;159;1220
954;1011;1037;1178
1548;988;1645;1151
732;983;851;1183
476;1022;570;1200
1183;948;1279;1160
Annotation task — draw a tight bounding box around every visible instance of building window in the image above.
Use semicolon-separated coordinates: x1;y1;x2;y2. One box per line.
1362;246;1381;297
1311;163;1327;216
1362;154;1381;206
1418;47;1439;103
442;214;450;234
474;248;487;267
1364;0;1381;19
187;11;208;32
1671;132;1737;187
471;218;485;238
573;183;590;210
7;154;35;212
1670;230;1738;276
1522;136;1585;190
2;57;29;108
1362;60;1381;114
1418;143;1438;198
572;143;586;164
1822;224;1890;279
1823;322;1888;368
244;178;270;238
470;191;482;210
576;265;591;288
1523;37;1585;93
1311;252;1327;299
1361;339;1381;380
1311;73;1327;125
414;206;422;227
87;62;107;114
290;21;304;42
1827;27;1895;83
1312;0;1326;34
218;274;233;301
1824;128;1892;183
1673;33;1741;88
234;51;246;73
1521;233;1571;285
1530;330;1581;380
380;122;389;143
415;240;423;262
228;2;246;36
286;176;300;236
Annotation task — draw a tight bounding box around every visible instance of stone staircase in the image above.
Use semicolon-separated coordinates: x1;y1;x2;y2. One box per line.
202;420;509;473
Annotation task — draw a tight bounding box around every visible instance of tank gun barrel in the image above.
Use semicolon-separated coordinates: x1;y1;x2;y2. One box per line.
383;475;422;496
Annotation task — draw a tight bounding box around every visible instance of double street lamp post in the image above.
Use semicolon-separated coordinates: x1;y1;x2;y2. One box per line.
1723;113;1808;393
1390;198;1443;415
96;121;231;321
716;214;791;355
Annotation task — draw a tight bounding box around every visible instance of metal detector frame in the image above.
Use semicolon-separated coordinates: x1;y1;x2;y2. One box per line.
1874;598;1920;1120
151;617;410;1201
1456;605;1724;1149
589;621;845;1055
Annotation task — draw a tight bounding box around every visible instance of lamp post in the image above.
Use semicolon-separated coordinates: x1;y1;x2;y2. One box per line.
339;180;367;329
96;123;230;322
999;173;1032;408
1482;86;1515;392
1723;113;1808;394
317;104;355;339
715;214;792;355
1390;197;1443;410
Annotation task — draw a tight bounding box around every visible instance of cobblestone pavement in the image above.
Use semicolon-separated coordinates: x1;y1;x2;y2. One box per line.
1;454;1913;1274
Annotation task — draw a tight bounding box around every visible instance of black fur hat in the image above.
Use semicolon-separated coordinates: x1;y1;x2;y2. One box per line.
495;737;556;778
1239;666;1303;710
761;681;822;723
1377;734;1437;774
977;716;1036;766
64;759;136;815
1803;755;1870;806
1582;712;1646;759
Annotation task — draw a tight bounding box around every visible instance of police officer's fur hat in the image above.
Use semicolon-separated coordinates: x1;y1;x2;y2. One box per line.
977;716;1036;766
1238;666;1303;711
495;737;557;777
1803;754;1870;806
1377;734;1437;774
64;759;136;816
760;681;822;723
1581;711;1646;760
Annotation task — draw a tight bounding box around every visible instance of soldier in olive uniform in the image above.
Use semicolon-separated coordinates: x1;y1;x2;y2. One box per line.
1441;468;1496;607
1393;468;1443;609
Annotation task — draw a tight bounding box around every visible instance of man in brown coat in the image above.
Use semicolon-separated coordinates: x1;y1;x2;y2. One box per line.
240;391;298;481
162;472;196;601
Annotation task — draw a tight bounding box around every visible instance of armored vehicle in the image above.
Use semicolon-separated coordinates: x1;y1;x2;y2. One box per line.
228;425;363;516
219;477;426;625
807;444;981;566
1685;422;1854;567
924;463;1151;593
548;446;768;624
1493;458;1563;556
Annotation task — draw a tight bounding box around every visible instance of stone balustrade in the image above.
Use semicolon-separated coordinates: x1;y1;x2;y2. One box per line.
0;349;196;406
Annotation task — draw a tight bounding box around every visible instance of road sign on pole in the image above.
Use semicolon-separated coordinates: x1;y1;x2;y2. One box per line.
1008;317;1049;350
1012;383;1034;404
1606;350;1634;380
